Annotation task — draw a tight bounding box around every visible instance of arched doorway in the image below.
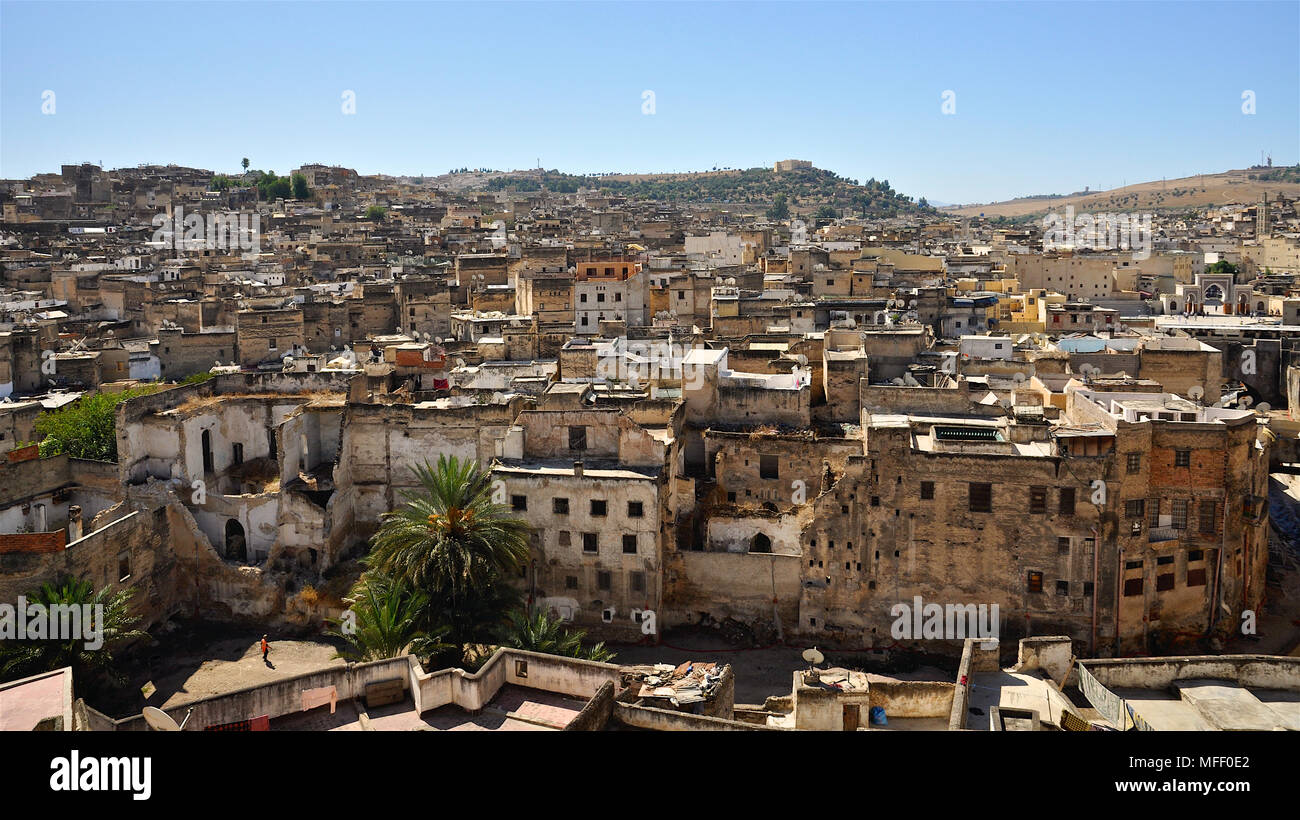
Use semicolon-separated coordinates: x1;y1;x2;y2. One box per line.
751;533;772;553
225;519;247;563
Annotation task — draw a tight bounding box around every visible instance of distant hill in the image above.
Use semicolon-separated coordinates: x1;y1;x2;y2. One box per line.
944;166;1300;219
454;166;939;219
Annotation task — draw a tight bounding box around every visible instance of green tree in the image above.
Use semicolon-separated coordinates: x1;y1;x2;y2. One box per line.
499;607;615;662
365;205;388;221
291;172;310;200
1206;260;1238;275
241;157;250;172
326;572;452;662
766;193;790;220
34;386;156;461
0;577;147;687
367;456;530;599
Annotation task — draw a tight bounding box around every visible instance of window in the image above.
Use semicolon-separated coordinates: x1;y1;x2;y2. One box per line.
232;443;244;465
511;495;527;512
590;499;607;517
118;553;131;582
1057;536;1071;554
596;571;611;590
268;338;278;351
920;481;934;500
580;293;588;303
1156;574;1175;592
553;497;569;515
629;571;646;593
1125;559;1144;570
558;531;571;546
759;454;779;480
1187;568;1208;586
1175;449;1191;467
1029;486;1047;514
1157;555;1174;566
1126;453;1142;474
1059;488;1075;515
1055;580;1070;596
1125;499;1145;519
1188;549;1204;562
1148;498;1161;529
969;483;992;513
565;575;578;590
582;533;597;553
515;660;529;678
1198;499;1217;534
1123;578;1144;596
568;426;586;451
1083;582;1094;597
1171;499;1188;530
622;534;637;554
627;501;643;518
1026;571;1044;593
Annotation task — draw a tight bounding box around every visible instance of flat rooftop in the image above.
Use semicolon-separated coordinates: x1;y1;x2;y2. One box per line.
270;684;587;731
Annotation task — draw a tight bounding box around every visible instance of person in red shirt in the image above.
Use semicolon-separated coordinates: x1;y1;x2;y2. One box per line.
261;635;269;661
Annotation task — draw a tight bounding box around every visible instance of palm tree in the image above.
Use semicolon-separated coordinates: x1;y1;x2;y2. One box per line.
367;455;530;599
500;607;615;663
326;573;451;662
0;577;146;686
241;157;250;173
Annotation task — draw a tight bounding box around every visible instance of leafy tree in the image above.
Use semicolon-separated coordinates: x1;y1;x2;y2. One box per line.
367;456;530;600
291;172;311;200
326;573;452;662
34;386;156;461
813;205;838;220
254;171;291;201
499;607;615;662
1205;260;1238;275
365;205;387;221
0;577;147;687
241;157;250;172
766;193;790;220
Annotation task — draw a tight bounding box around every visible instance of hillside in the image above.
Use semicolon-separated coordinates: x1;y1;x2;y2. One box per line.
456;166;939;219
944;166;1300;219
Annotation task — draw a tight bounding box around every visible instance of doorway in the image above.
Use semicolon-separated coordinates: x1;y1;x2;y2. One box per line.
224;519;247;563
201;429;214;474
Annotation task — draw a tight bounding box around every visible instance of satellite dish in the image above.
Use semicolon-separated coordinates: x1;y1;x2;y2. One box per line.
802;647;824;666
1188;385;1205;401
1256;402;1271;413
1012;372;1027;384
143;706;183;731
998;397;1014;409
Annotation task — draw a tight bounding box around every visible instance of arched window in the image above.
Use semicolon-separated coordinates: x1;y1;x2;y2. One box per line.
1204;284;1224;301
751;533;772;554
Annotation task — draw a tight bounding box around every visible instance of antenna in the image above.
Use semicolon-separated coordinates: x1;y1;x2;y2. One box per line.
143;706;192;731
802;646;824;667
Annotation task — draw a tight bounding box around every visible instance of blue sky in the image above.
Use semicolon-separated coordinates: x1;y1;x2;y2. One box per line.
2;1;1296;203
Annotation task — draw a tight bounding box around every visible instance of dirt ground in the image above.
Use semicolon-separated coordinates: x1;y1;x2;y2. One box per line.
93;620;349;719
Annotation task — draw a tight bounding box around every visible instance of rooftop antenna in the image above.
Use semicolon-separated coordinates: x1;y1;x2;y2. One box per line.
143;706;193;731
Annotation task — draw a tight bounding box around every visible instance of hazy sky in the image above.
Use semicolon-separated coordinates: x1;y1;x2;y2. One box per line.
2;1;1296;204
